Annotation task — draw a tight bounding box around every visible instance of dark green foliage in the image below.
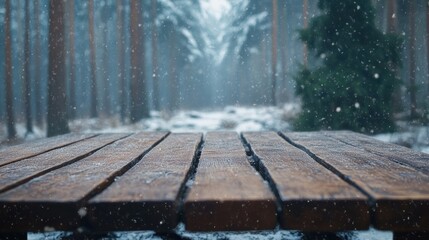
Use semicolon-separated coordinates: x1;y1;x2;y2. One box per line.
294;0;402;133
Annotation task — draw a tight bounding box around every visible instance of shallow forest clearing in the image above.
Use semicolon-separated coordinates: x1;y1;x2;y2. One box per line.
0;131;428;240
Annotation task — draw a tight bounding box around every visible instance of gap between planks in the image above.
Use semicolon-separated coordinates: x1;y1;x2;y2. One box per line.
280;131;429;232
242;132;369;231
0;134;130;195
278;132;375;203
87;133;202;232
0;132;169;232
0;133;98;168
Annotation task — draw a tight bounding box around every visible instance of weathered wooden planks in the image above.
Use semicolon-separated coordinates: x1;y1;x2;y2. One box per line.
88;133;202;232
184;132;277;231
324;131;429;175
0;134;128;194
0;133;96;167
1;131;429;235
283;132;429;232
0;132;166;232
243;132;369;231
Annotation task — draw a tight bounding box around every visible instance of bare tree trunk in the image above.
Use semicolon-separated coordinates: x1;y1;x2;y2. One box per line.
387;0;401;113
387;0;397;34
68;0;76;119
130;0;149;122
34;0;43;126
89;0;98;118
427;0;429;107
279;0;287;103
303;0;309;67
408;0;417;119
102;24;111;116
271;0;278;106
5;0;17;139
168;28;178;112
47;0;70;137
151;0;160;111
116;0;126;122
24;0;33;134
260;35;268;104
101;1;110;117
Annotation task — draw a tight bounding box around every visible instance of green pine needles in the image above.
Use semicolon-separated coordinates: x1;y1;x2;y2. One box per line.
294;0;402;134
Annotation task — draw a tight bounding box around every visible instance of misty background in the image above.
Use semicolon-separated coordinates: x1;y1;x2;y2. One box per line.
0;0;429;151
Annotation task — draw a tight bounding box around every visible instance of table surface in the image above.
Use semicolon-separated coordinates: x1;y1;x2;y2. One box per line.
0;131;428;233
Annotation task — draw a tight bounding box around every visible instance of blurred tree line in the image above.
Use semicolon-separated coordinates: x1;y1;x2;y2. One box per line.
1;0;429;138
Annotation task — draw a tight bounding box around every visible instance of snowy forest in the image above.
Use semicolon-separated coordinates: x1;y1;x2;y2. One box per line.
1;0;429;151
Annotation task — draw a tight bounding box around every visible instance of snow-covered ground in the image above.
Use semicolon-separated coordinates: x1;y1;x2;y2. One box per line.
29;226;392;240
69;105;298;134
373;123;429;154
3;105;428;155
1;105;298;149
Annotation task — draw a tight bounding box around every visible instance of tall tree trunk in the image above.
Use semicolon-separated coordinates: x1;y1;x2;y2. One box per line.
408;0;417;119
34;0;43;126
68;0;76;119
102;23;111;116
387;0;401;113
271;0;278;106
130;0;149;122
116;0;126;122
47;0;70;137
88;0;98;118
101;1;110;117
303;0;309;67
24;0;33;134
279;0;287;103
427;0;429;108
168;28;177;112
151;0;160;111
17;0;24;120
260;35;267;104
387;0;397;34
5;0;17;139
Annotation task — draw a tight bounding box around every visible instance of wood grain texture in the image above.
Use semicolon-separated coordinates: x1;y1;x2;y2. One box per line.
0;133;96;167
0;132;166;232
243;132;369;231
324;131;429;175
0;134;128;194
184;132;277;232
284;132;429;231
88;133;202;232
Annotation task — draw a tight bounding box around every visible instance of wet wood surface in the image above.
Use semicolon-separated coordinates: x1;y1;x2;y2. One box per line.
0;132;166;232
88;133;202;232
0;131;428;234
184;132;277;231
0;134;128;194
284;132;429;231
243;132;369;231
324;131;429;175
0;133;96;167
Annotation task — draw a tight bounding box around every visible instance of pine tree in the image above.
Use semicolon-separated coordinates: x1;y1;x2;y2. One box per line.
88;0;98;118
24;0;33;135
151;0;160;111
294;0;401;133
47;0;70;137
271;0;278;106
116;0;127;122
68;0;77;119
4;0;17;139
129;0;149;122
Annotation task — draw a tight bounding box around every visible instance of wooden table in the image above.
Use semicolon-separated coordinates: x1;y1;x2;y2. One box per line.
0;131;428;240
